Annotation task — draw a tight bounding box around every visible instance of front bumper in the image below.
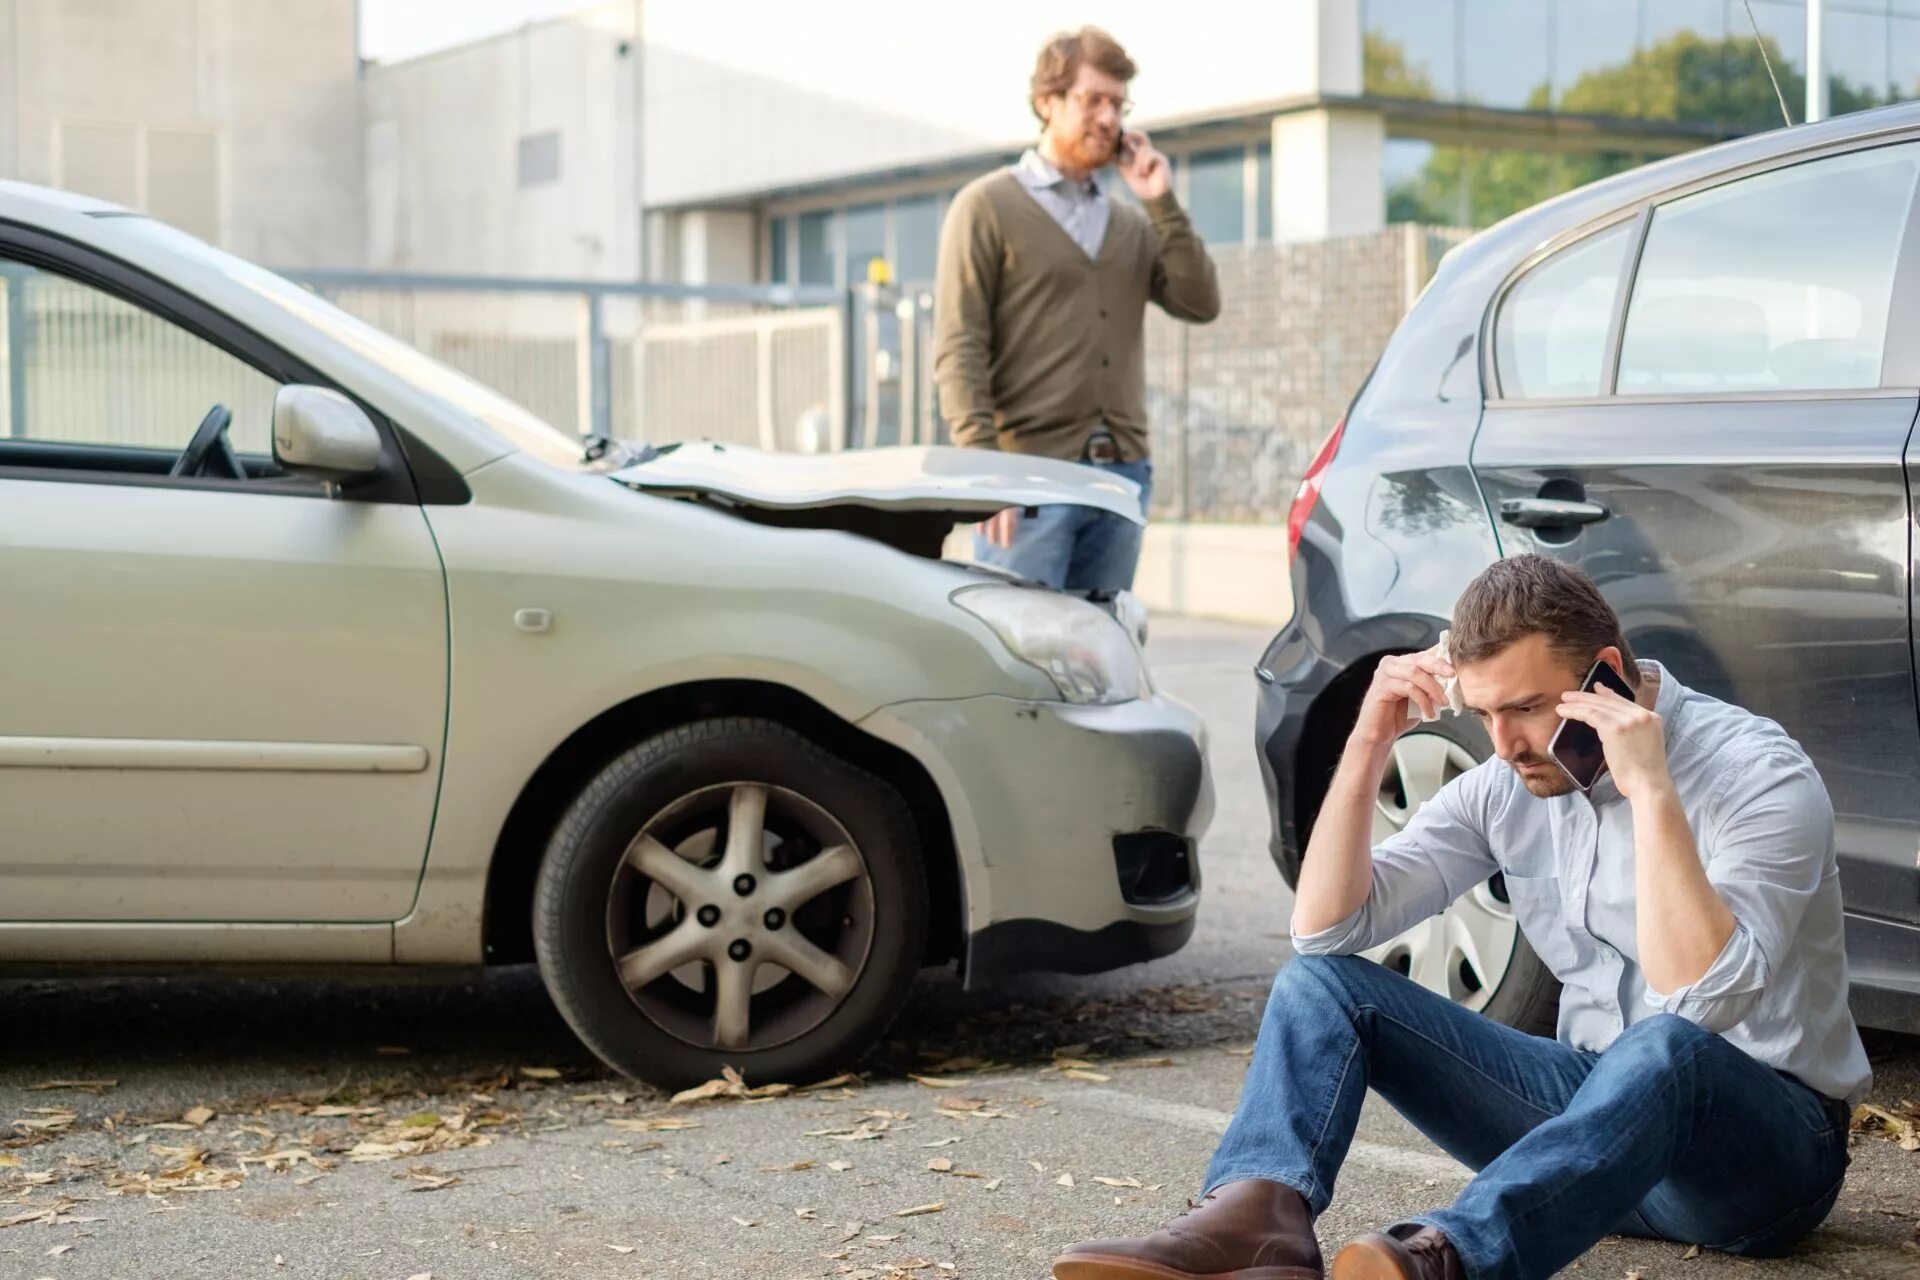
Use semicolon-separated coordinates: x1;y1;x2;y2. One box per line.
861;691;1213;989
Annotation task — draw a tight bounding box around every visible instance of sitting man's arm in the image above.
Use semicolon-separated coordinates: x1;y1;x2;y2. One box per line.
1560;686;1831;1033
1292;648;1500;953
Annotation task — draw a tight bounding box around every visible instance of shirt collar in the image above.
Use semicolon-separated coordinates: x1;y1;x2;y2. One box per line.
1016;147;1099;196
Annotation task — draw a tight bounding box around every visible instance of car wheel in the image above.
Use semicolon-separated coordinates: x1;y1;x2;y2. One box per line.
1362;726;1560;1037
533;717;928;1089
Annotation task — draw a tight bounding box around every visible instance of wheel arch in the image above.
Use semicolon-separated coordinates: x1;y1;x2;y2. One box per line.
480;679;962;971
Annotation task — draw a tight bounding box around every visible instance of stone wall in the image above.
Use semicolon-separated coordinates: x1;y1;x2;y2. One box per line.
1142;224;1468;523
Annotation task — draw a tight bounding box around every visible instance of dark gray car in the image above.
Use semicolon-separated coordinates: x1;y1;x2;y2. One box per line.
1257;102;1920;1037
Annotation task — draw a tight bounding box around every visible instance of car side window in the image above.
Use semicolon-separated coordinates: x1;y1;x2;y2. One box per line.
1494;222;1632;400
1618;144;1920;395
0;257;279;463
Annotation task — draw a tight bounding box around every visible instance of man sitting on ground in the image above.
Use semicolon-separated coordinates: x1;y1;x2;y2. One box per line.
1055;554;1868;1280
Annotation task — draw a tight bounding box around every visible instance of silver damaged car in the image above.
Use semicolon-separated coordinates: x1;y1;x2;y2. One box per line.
0;182;1213;1087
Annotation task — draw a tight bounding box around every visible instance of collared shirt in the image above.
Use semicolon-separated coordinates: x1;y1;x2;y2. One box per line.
1013;147;1111;260
1293;661;1873;1106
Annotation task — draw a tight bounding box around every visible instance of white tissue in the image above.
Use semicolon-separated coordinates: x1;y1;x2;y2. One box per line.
1417;628;1468;722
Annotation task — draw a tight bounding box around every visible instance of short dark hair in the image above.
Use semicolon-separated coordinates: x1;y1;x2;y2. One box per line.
1030;26;1136;123
1451;554;1637;680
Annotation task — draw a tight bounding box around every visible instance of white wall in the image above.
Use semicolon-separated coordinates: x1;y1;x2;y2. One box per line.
0;0;362;268
363;3;640;278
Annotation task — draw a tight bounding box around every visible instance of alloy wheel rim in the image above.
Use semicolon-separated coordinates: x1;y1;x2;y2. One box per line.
605;782;875;1052
1360;732;1519;1012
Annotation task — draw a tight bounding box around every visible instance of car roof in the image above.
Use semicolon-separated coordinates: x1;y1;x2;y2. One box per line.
1446;101;1920;277
0;179;127;221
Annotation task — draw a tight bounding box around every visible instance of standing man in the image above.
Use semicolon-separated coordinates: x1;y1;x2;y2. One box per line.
1055;555;1868;1280
934;25;1219;593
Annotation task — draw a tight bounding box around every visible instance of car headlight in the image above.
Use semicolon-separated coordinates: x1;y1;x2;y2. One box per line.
951;585;1148;705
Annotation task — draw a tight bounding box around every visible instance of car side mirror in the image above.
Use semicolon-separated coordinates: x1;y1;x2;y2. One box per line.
272;385;384;482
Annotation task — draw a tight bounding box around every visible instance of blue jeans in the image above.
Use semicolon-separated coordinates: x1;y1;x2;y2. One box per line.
971;459;1152;593
1206;955;1850;1280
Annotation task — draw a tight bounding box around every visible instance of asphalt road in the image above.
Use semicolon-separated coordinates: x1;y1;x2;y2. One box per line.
1;619;1916;1280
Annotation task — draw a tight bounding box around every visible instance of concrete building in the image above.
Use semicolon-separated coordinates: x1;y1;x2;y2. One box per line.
0;0;364;268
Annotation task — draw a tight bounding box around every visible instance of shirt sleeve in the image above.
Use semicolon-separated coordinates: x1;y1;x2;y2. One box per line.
1142;193;1221;324
932;186;1003;448
1291;761;1502;956
1642;749;1834;1034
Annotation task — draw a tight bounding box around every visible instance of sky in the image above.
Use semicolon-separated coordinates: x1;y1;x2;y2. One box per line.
359;0;1302;143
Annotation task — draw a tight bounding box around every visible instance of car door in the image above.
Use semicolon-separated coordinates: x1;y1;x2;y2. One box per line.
0;246;448;923
1471;140;1920;929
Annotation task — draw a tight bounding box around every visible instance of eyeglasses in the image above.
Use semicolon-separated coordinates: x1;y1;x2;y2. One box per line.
1064;88;1132;118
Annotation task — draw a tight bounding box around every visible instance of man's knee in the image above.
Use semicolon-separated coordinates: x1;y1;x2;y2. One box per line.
1273;953;1380;1006
1600;1013;1716;1074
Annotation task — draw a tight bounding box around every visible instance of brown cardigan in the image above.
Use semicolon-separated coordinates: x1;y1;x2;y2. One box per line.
932;169;1220;463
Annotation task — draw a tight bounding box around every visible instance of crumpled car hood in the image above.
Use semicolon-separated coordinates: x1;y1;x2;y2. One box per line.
610;442;1145;526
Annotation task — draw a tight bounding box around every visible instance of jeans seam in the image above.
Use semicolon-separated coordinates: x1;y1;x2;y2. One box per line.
1355;1001;1570;1126
1709;1170;1845;1253
1500;1029;1713;1243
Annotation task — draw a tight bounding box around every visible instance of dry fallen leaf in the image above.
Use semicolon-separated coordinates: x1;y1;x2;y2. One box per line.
891;1259;933;1271
25;1080;116;1094
893;1202;946;1217
1052;1043;1091;1059
927;1158;954;1173
608;1245;636;1254
1093;1176;1144;1189
922;1137;961;1148
731;1216;758;1228
519;1067;562;1080
799;1073;861;1092
183;1106;215;1127
795;1206;818;1220
1062;1069;1112;1084
758;1159;816;1172
672;1066;793;1106
1681;1245;1701;1260
1056;1173;1076;1188
839;1222;864;1242
984;1177;1003;1191
1029;1160;1045;1172
1114;1057;1174;1069
608;1116;700;1133
827;1160;854;1172
404;1273;432;1280
45;1245;73;1258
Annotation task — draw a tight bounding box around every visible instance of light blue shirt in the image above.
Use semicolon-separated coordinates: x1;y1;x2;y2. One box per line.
1013;147;1111;260
1294;661;1873;1106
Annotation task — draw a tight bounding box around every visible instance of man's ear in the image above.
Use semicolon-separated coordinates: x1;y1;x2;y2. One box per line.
1596;645;1633;686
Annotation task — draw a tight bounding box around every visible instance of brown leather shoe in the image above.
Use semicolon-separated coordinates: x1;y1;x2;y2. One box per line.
1051;1177;1323;1280
1331;1224;1464;1280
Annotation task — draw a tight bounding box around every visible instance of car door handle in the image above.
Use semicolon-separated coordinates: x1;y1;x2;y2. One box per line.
1499;497;1609;528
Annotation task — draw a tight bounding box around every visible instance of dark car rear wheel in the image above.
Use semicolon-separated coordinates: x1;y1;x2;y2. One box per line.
534;717;928;1089
1363;725;1559;1037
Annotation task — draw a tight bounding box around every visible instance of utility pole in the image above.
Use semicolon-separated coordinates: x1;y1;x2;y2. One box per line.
1806;0;1829;123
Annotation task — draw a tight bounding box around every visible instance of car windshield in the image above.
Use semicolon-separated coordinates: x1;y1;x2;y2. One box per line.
104;216;603;470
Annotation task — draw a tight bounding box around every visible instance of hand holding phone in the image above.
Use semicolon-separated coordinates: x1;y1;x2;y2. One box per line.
1548;658;1640;791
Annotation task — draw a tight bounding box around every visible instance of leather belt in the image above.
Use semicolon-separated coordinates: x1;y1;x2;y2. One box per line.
1083;431;1120;464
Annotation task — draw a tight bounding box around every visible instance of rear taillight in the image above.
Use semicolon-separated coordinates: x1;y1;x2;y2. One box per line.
1286;417;1346;565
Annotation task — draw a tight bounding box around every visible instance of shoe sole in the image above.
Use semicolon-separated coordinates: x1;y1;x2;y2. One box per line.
1052;1255;1322;1280
1330;1238;1414;1280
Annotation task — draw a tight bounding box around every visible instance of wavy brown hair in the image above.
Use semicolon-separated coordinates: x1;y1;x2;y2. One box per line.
1451;554;1637;682
1030;26;1136;123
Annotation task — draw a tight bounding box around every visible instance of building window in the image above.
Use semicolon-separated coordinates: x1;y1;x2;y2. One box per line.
768;215;789;284
844;202;887;285
1187;147;1245;246
517;131;561;188
796;210;834;287
893;196;940;283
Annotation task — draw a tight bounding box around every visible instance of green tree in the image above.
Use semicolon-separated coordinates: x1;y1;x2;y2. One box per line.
1380;30;1887;228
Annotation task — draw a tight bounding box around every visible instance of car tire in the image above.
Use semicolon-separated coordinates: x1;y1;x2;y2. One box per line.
533;716;928;1089
1334;712;1559;1039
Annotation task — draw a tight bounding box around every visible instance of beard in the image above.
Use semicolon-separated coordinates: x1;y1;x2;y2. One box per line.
1060;129;1117;172
1510;754;1576;798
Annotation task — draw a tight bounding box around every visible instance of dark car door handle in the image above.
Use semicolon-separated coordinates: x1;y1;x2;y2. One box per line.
1499;497;1610;528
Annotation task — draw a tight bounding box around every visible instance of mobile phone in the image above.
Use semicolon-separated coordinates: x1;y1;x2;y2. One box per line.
1547;658;1637;791
1116;131;1137;166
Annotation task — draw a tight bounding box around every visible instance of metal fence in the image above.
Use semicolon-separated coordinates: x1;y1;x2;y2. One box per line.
288;271;846;450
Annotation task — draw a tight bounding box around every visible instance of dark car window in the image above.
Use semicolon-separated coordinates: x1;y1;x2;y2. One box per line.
1618;144;1920;396
1493;222;1632;400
